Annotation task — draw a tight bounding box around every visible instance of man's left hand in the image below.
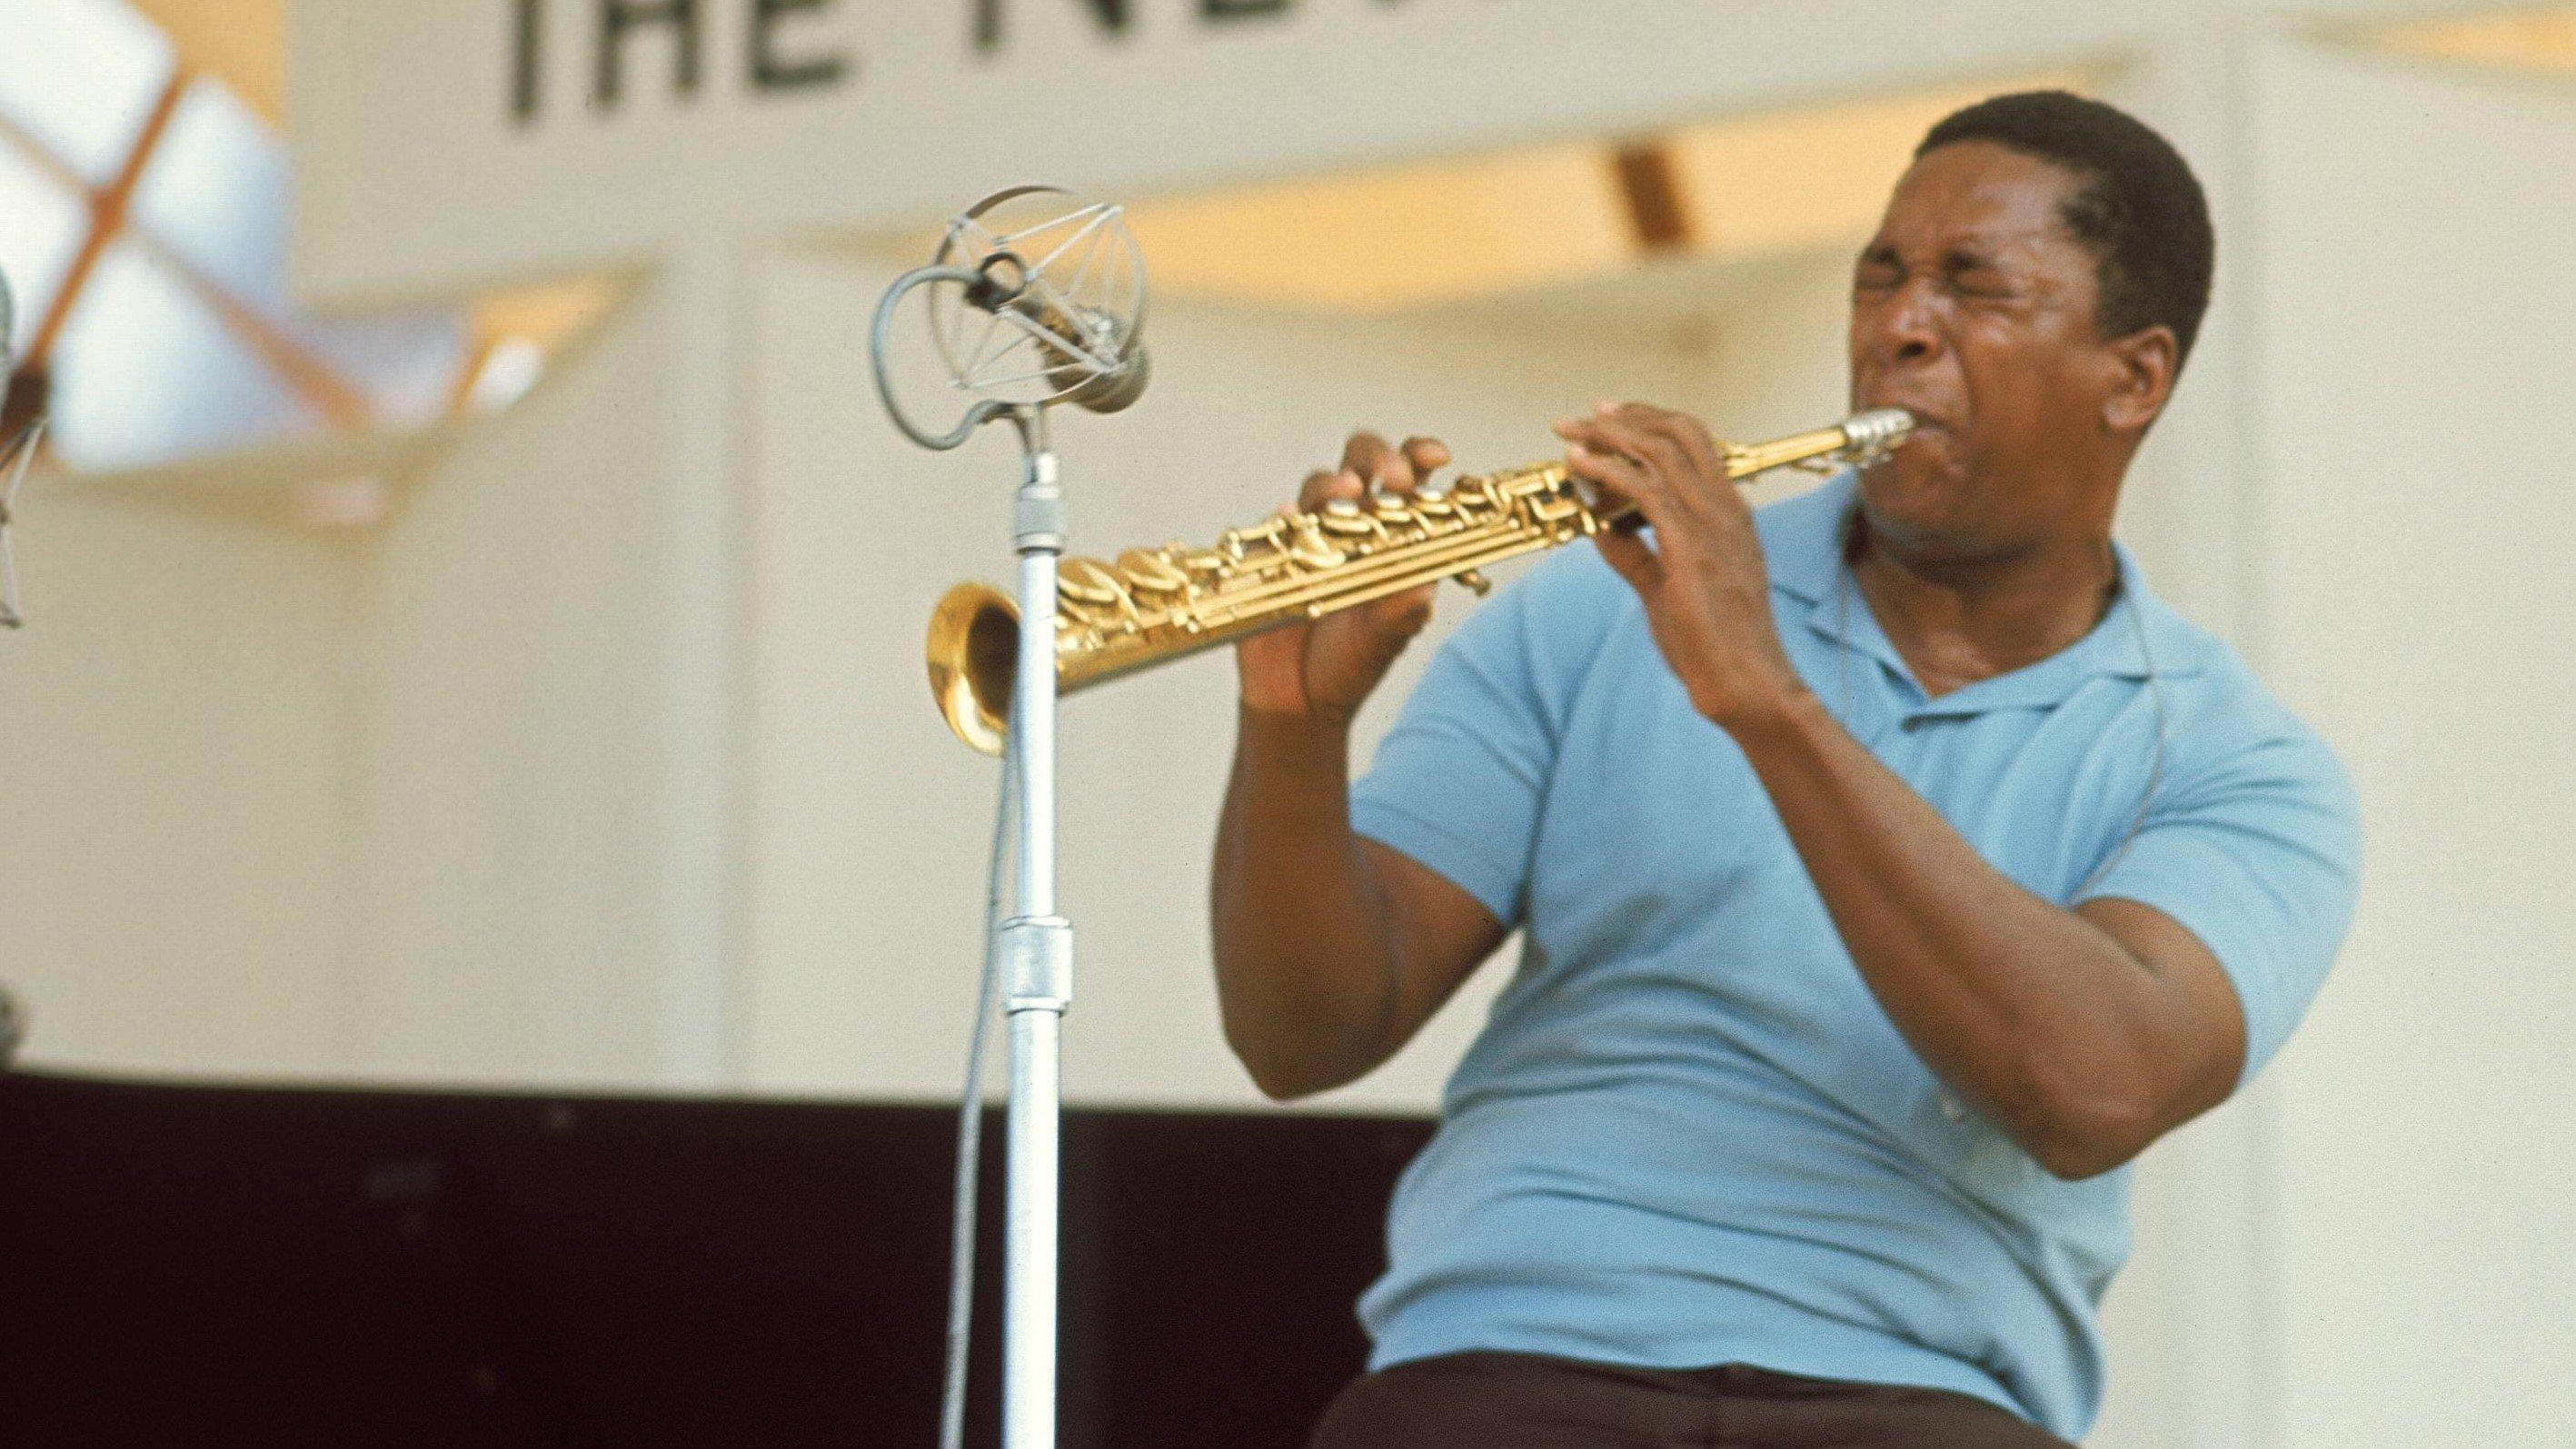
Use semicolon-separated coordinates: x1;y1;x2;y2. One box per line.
1555;402;1812;733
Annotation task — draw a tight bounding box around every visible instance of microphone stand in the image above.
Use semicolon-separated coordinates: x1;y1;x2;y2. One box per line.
996;404;1071;1449
870;190;1145;1449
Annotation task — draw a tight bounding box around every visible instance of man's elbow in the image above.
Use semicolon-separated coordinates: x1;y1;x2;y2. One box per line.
1222;1017;1368;1104
1244;1062;1332;1104
1228;1031;1318;1102
2024;1118;2150;1181
1235;1050;1365;1104
2010;1071;2167;1182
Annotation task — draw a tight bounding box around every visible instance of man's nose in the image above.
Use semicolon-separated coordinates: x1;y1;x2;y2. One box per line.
1861;280;1943;367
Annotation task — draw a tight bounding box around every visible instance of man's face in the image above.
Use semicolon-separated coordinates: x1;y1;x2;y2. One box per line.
1847;139;2125;557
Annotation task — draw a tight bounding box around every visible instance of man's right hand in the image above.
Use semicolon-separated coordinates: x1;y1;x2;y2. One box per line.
1234;431;1452;727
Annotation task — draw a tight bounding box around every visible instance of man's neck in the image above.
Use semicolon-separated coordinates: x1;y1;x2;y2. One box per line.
1846;517;2119;699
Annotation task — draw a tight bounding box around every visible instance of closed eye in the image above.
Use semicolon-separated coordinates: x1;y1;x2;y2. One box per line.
1943;248;2025;300
1854;252;1902;291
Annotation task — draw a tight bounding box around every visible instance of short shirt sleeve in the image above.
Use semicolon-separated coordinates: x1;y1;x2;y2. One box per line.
1348;563;1586;927
2075;718;2362;1085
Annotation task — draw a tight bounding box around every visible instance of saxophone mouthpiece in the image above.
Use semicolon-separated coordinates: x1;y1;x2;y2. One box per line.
1843;408;1915;455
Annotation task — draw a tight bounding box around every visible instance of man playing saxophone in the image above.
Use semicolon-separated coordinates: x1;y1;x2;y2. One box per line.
1211;92;2359;1448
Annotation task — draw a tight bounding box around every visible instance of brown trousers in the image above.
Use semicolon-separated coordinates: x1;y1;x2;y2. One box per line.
1310;1352;2076;1449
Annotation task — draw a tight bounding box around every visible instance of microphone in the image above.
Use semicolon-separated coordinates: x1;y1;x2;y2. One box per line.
870;186;1150;451
959;250;1150;416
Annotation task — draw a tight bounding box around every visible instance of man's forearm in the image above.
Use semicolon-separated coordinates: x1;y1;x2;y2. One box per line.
1210;709;1407;1099
1728;690;2228;1177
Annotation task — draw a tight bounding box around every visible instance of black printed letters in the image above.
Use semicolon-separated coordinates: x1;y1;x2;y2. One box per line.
512;0;854;122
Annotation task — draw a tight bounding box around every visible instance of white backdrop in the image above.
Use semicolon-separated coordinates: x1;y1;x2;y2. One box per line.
2252;40;2576;1444
292;0;2162;302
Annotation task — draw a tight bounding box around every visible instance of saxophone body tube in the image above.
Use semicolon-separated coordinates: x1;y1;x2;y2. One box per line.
925;409;1912;754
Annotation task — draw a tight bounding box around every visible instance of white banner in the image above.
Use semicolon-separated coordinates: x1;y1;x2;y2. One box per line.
291;0;2149;303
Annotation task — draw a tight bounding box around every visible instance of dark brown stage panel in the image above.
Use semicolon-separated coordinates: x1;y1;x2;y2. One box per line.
0;1072;1431;1448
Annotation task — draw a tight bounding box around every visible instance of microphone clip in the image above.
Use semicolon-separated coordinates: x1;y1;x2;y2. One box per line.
962;251;1031;314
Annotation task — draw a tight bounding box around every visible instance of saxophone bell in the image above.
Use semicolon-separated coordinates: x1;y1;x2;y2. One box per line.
928;581;1021;757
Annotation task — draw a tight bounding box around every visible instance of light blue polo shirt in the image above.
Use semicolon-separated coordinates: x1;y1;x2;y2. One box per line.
1347;472;2360;1439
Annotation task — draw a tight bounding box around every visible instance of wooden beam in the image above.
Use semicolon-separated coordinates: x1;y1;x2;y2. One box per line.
26;72;190;371
1611;142;1696;256
12;66;372;432
126;0;288;125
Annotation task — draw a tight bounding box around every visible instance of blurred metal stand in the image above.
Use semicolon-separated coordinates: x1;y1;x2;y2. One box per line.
1;392;45;632
3;267;50;630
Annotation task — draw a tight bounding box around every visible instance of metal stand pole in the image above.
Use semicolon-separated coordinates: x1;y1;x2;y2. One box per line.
1000;410;1071;1449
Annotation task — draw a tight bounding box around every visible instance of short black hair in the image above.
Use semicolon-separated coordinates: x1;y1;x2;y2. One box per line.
1916;91;2215;368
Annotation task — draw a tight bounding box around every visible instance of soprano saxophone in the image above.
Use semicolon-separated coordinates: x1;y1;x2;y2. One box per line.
926;408;1913;753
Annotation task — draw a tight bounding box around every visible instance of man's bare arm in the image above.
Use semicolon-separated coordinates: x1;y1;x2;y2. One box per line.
1731;694;2245;1178
1211;712;1506;1100
1209;429;1509;1100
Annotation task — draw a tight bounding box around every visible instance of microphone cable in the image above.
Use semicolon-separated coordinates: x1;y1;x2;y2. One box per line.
939;697;1019;1449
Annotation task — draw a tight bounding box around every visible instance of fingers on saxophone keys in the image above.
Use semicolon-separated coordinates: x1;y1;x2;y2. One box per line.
1586;411;1691;483
1397;436;1450;492
1340;430;1423;497
1565;445;1648;521
1557;416;1679;531
1554;420;1645;491
1297;467;1364;514
1609;403;1722;479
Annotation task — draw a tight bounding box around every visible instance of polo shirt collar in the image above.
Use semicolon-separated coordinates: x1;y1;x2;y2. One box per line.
1759;472;2203;718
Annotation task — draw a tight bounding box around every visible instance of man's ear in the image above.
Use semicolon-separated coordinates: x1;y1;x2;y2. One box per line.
2102;324;2179;434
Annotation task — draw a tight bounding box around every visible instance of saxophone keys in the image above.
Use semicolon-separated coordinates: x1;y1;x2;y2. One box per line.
1456;569;1493;597
1318;498;1376;538
1178;550;1234;590
1057;558;1138;624
1220;518;1285;561
1287;517;1347;570
1057;557;1122;602
1115;548;1189;595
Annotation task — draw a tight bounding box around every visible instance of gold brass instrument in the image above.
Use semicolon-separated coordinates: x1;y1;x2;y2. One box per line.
926;408;1914;753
